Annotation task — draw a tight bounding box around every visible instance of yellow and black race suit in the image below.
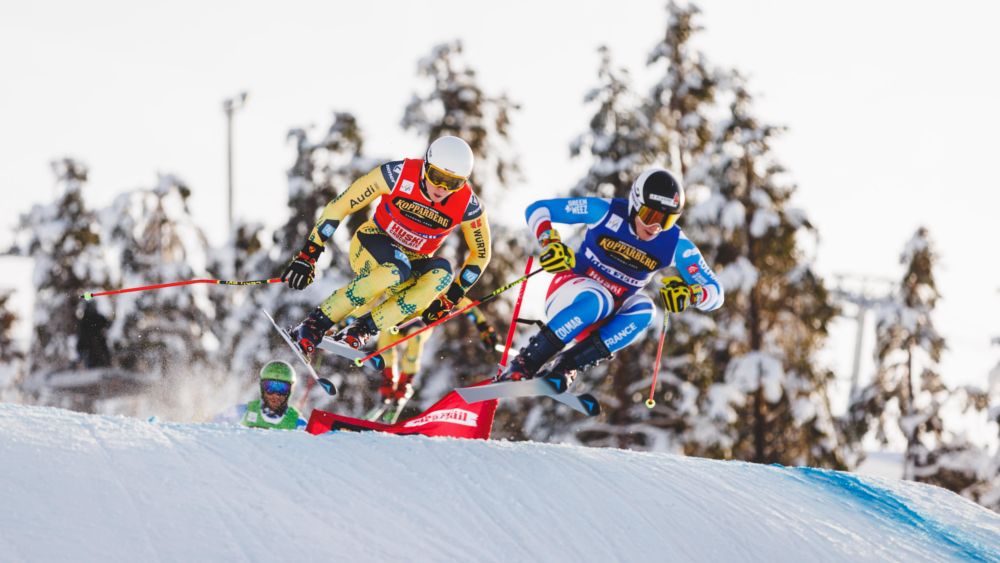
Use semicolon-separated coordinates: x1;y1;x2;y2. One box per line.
307;159;492;331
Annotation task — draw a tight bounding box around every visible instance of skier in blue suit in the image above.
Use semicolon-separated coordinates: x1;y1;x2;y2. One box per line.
499;168;724;383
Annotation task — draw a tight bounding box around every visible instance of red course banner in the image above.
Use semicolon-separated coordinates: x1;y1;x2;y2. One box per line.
306;383;497;440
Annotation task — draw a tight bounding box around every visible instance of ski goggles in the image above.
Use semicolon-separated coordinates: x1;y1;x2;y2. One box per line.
636;205;680;230
261;380;292;396
424;163;467;192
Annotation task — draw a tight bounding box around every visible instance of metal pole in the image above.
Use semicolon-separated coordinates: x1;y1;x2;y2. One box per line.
226;105;234;233
849;303;867;398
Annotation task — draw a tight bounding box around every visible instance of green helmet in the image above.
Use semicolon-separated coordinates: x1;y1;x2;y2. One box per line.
259;360;296;386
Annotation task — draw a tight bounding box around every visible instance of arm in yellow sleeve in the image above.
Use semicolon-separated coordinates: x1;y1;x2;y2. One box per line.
306;164;393;246
455;207;492;292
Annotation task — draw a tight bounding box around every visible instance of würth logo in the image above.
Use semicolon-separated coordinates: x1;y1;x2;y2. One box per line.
403;408;479;428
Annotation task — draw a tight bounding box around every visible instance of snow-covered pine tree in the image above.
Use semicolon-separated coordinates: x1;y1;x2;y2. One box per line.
10;158;114;400
100;174;213;410
399;40;528;423
0;291;24;403
645;1;721;176
207;112;384;418
517;26;723;448
401;39;519;196
529;23;724;449
850;228;993;492
980;339;1000;512
569;46;659;200
678;80;844;467
204;220;270;384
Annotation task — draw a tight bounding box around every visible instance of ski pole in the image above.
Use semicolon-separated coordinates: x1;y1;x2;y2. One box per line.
297;354;322;411
646;310;670;408
497;257;534;378
81;279;281;300
355;267;544;367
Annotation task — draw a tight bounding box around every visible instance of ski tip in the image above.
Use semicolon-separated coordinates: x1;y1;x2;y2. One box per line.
318;378;338;396
543;374;569;394
580;393;601;417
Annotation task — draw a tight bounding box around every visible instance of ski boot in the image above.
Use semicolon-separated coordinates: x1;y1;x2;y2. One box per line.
536;332;614;387
496;325;565;382
391;372;414;401
334;313;378;350
378;367;396;401
288;307;335;356
379;369;415;401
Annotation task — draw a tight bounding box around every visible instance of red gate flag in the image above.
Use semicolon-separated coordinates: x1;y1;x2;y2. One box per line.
306;383;497;440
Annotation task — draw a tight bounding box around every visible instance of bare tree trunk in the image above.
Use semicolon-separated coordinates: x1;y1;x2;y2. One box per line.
903;343;917;481
744;163;766;464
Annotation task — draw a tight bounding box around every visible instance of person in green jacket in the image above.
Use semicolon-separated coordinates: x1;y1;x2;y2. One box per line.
214;360;307;430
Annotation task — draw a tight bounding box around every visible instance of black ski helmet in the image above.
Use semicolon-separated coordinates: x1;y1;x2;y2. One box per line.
628;168;685;232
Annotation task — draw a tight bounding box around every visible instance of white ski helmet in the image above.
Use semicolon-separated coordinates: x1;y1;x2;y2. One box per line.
423;136;474;192
628;168;685;231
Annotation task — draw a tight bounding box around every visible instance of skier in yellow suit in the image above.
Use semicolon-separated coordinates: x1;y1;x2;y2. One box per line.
280;136;492;357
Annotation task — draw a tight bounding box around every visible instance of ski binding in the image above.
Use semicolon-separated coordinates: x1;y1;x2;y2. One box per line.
456;375;601;417
317;337;385;371
262;309;337;396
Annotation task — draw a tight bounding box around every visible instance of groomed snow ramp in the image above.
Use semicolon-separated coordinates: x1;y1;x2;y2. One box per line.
2;403;1000;563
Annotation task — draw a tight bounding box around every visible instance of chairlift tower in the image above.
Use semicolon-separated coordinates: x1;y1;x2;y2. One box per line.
830;274;894;398
222;92;249;234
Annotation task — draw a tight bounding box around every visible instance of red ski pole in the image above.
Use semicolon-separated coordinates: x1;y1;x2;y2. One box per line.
355;267;544;367
497;257;534;377
646;310;670;408
81;279;281;300
297;354;322;411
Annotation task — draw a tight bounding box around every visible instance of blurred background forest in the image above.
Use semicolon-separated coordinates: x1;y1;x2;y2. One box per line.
1;2;998;512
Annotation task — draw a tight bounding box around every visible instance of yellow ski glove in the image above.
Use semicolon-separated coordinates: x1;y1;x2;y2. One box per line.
659;276;703;313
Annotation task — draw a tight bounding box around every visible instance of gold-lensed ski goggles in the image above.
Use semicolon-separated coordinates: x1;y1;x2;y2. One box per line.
425;164;468;192
636;205;680;230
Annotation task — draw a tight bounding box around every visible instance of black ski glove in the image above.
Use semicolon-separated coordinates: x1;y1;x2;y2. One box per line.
281;242;324;290
423;283;465;324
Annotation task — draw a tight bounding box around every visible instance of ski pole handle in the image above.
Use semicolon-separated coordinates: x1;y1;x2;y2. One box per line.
81;279;282;300
646;310;670;408
357;267;544;366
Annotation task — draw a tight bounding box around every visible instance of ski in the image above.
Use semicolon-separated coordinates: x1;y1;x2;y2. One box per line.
363;401;391;422
384;385;415;424
317;337;386;371
456;376;601;417
262;309;337;396
362;385;414;423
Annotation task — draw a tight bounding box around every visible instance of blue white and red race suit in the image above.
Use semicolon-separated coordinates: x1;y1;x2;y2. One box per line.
525;197;724;353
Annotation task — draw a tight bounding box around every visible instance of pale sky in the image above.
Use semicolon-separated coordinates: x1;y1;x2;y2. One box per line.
2;0;999;438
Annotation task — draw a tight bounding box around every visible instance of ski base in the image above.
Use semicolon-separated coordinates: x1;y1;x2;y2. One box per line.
456;377;600;417
317;337;386;371
262;309;337;396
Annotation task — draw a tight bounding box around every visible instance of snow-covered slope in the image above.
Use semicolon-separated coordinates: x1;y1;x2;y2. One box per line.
2;403;999;563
